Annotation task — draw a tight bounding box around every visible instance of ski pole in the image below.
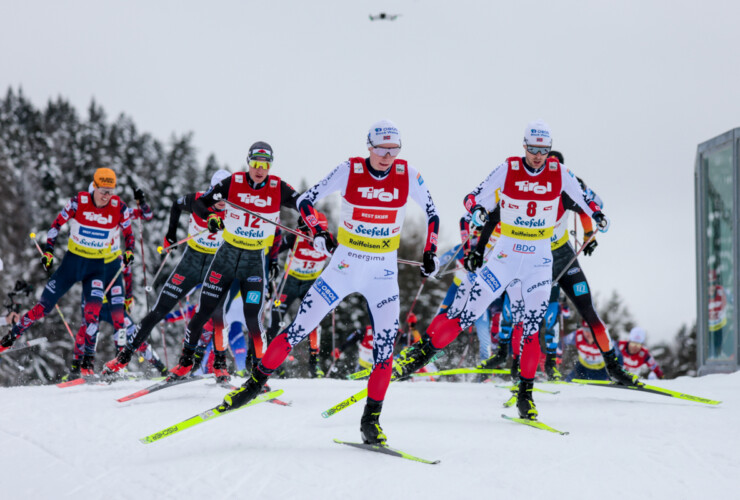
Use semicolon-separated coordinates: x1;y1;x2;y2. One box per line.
135;200;152;305
28;233;75;340
103;260;126;296
552;231;598;284
146;231;206;293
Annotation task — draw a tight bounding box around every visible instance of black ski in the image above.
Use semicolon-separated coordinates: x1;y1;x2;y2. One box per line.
117;375;209;402
0;337;47;356
333;439;440;464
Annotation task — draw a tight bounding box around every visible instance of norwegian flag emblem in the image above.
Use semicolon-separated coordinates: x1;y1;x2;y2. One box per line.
208;271;222;284
536;138;543;142
383;135;391;140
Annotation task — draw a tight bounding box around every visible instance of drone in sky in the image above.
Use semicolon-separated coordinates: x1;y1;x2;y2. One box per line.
369;13;401;21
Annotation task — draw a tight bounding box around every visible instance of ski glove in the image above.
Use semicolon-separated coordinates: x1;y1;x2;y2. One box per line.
268;260;280;282
41;251;54;272
313;229;337;257
464;248;484;272
207;213;224;233
123;250;135;266
421;250;440;278
133;187;147;204
583;238;598;256
470;205;488;228
592;211;610;233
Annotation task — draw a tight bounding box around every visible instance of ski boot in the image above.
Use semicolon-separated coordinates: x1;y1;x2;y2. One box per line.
394;336;439;381
149;356;169;377
604;348;643;387
222;366;270;410
477;340;510;370
192;348;205;373
516;378;538;420
544;353;562;381
510;355;520;383
80;355;95;377
308;350;324;379
360;398;387;445
213;351;231;384
102;345;134;375
61;359;82;382
168;349;195;381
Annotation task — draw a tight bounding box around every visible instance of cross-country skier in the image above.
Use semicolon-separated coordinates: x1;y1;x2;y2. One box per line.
392;120;609;421
0;168;134;356
102;170;232;380
218;120;441;445
562;321;612;381
474;150;639;388
618;327;664;379
161;142;302;381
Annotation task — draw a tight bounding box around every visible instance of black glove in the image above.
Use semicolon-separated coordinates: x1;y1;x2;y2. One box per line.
207;213;224;233
123;250;135;266
421;250;440;278
464;248;484;272
40;250;54;272
582;236;598;256
313;229;337;256
0;333;16;351
268;260;280;282
592;211;609;232
470;205;488;228
133;186;147;204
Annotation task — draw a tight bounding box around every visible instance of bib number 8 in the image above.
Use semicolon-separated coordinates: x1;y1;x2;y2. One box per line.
526;202;537;217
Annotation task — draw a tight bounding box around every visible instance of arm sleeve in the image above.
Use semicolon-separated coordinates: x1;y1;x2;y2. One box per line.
268;228;282;261
45;195;78;251
166;193;197;240
118;202;135;253
407;165;440;253
464;162;507;214
474;205;501;254
192;178;232;220
297;161;350;235
460;215;472;253
279;180;301;212
561;168;599;217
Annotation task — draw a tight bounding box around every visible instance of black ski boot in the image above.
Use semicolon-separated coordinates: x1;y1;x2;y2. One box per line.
80;355;95;377
544;353;562;381
510;355;520;383
62;359;82;382
308;349;324;379
394;336;439;381
223;366;271;409
604;348;643;386
516;378;538;420
477;340;510;369
102;345;134;375
360;398;387;445
169;348;195;380
213;351;231;383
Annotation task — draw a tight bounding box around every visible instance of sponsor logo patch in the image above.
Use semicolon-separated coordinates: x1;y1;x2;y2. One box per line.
573;281;589;296
92;280;103;289
480;267;501;292
245;291;261;304
513;243;536;254
172;274;185;286
377;294;399;309
208;271;222;285
567;267;580;276
247;276;262;282
314;278;338;305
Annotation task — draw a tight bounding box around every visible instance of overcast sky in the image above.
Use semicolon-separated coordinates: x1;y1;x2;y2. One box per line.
3;0;739;344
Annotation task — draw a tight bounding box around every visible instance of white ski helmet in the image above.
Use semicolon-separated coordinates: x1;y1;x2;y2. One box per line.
210;169;231;187
628;327;647;345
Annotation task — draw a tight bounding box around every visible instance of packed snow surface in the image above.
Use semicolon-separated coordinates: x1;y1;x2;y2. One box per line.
1;373;736;499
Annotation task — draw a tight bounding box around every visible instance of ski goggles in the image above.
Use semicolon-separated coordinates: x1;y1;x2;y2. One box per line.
525;145;552;155
370;145;402;157
96;187;116;196
248;159;272;170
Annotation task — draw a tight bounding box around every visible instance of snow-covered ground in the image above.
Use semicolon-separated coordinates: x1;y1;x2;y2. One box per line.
1;373;736;499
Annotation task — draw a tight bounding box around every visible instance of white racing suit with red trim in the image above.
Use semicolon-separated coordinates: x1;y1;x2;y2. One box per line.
259;157;439;402
427;156;599;382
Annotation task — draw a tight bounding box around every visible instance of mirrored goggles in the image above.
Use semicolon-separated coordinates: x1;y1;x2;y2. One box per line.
525;145;552;155
248;159;272;170
96;187;116;196
370;146;402;157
